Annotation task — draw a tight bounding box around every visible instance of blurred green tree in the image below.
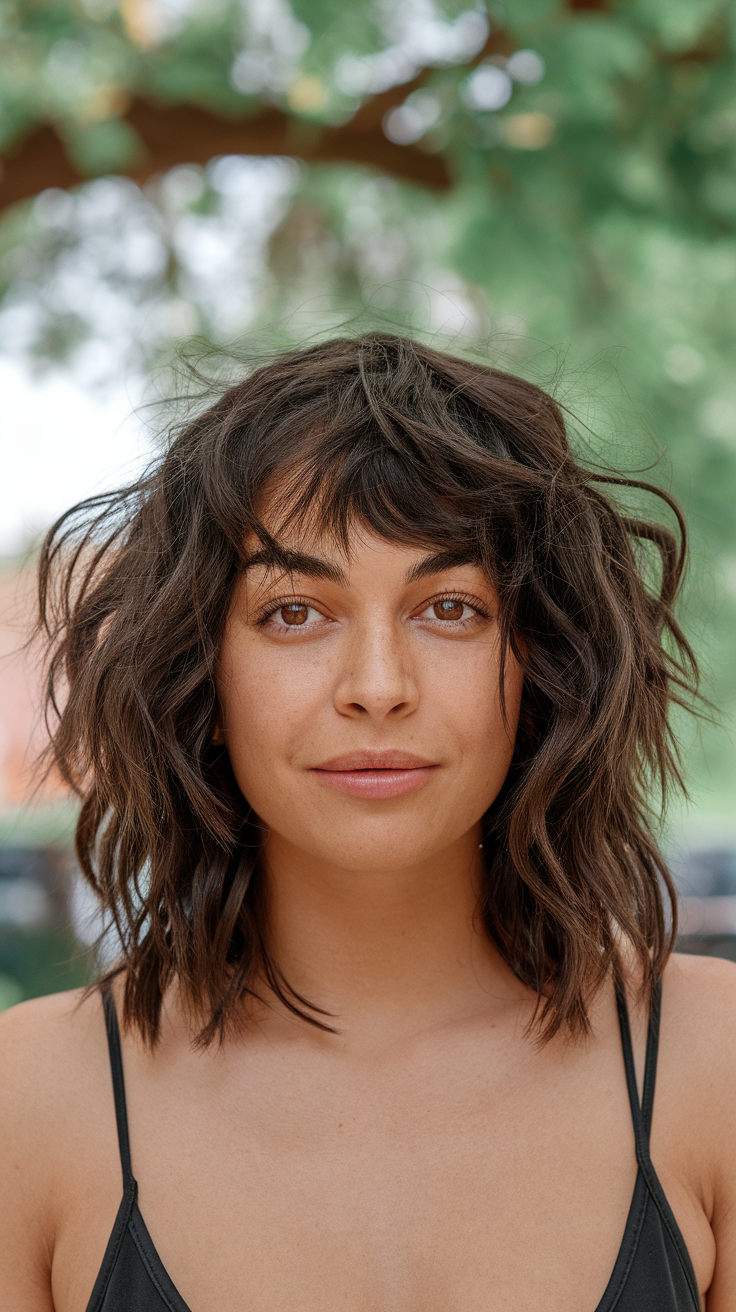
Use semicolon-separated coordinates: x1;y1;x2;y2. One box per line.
1;0;735;828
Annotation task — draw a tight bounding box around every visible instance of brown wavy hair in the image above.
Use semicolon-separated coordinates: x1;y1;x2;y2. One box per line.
38;334;697;1044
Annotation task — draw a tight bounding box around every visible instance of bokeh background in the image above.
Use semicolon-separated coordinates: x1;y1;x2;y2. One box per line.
2;0;736;1007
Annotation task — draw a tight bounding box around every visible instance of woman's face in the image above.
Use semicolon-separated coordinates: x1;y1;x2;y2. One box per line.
217;524;523;875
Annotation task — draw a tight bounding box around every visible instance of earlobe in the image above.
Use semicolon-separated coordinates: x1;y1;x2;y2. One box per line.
211;722;225;745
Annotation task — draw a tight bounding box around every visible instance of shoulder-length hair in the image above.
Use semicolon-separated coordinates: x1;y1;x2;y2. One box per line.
38;333;696;1044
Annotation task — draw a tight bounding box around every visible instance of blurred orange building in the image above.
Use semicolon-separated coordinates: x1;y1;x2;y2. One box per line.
0;564;63;810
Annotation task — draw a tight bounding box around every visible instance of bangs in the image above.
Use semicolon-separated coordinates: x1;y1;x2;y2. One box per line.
256;443;487;563
221;335;516;567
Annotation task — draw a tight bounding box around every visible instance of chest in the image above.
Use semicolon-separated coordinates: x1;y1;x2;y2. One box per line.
52;1032;667;1312
139;1101;638;1312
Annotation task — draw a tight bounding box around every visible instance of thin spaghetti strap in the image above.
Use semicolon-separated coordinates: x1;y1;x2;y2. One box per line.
615;977;663;1150
102;986;135;1186
615;977;700;1305
641;977;662;1139
615;983;646;1144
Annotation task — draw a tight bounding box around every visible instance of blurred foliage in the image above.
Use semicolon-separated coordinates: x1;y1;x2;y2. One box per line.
0;0;736;823
0;925;90;1008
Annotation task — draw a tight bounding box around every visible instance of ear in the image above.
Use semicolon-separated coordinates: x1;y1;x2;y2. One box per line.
211;722;225;745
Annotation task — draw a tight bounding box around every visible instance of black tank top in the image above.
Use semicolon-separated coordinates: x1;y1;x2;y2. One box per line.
86;980;700;1312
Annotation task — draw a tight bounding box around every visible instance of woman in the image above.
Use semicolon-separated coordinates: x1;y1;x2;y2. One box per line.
1;334;734;1311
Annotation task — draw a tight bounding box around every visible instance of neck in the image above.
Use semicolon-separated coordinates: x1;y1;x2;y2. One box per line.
260;824;521;1044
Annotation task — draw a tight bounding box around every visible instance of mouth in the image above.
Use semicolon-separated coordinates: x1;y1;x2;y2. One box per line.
310;750;439;800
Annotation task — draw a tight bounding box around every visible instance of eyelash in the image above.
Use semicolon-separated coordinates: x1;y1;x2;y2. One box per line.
254;595;324;629
416;592;491;626
255;592;491;630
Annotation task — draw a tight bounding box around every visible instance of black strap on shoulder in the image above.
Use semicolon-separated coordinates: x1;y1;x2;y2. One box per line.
102;985;135;1188
616;978;701;1307
615;977;662;1150
640;976;662;1139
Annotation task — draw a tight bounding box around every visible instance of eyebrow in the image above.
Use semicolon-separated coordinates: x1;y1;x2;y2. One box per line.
244;547;349;586
244;545;482;587
404;548;482;583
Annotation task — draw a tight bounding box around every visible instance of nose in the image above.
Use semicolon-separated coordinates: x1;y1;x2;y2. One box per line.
333;618;418;721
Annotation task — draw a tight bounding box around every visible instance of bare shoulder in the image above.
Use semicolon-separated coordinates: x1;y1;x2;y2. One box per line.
0;988;110;1310
661;952;736;1050
657;955;736;1306
0;986;104;1098
657;955;736;1178
0;984;95;1041
658;953;736;1085
0;987;109;1209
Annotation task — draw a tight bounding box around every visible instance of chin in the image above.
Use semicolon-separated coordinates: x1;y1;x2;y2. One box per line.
303;827;463;873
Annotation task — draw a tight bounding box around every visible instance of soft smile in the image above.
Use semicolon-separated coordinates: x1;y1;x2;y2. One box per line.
310;750;439;799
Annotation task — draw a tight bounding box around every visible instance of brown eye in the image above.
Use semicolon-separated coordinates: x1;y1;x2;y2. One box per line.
433;599;466;621
281;604;309;625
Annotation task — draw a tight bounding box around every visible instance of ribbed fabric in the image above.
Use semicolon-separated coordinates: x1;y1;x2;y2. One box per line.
86;979;700;1312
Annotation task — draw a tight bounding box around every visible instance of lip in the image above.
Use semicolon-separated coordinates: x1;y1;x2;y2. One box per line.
310;749;439;800
315;750;434;771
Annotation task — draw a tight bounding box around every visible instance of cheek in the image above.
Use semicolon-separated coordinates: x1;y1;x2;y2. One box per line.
474;721;519;813
216;639;327;803
432;639;521;758
430;647;522;831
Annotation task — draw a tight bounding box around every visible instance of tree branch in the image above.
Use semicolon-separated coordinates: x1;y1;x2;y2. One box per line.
0;26;527;213
0;93;454;216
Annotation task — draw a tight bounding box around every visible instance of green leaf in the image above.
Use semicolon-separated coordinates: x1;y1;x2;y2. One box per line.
63;114;142;173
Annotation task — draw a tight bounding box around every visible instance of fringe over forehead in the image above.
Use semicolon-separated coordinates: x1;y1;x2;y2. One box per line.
196;334;562;570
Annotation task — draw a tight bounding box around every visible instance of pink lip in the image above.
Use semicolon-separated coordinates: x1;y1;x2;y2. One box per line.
311;750;438;799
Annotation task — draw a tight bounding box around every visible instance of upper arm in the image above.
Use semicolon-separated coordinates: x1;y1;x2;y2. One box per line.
703;961;736;1311
661;955;736;1311
0;994;86;1312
